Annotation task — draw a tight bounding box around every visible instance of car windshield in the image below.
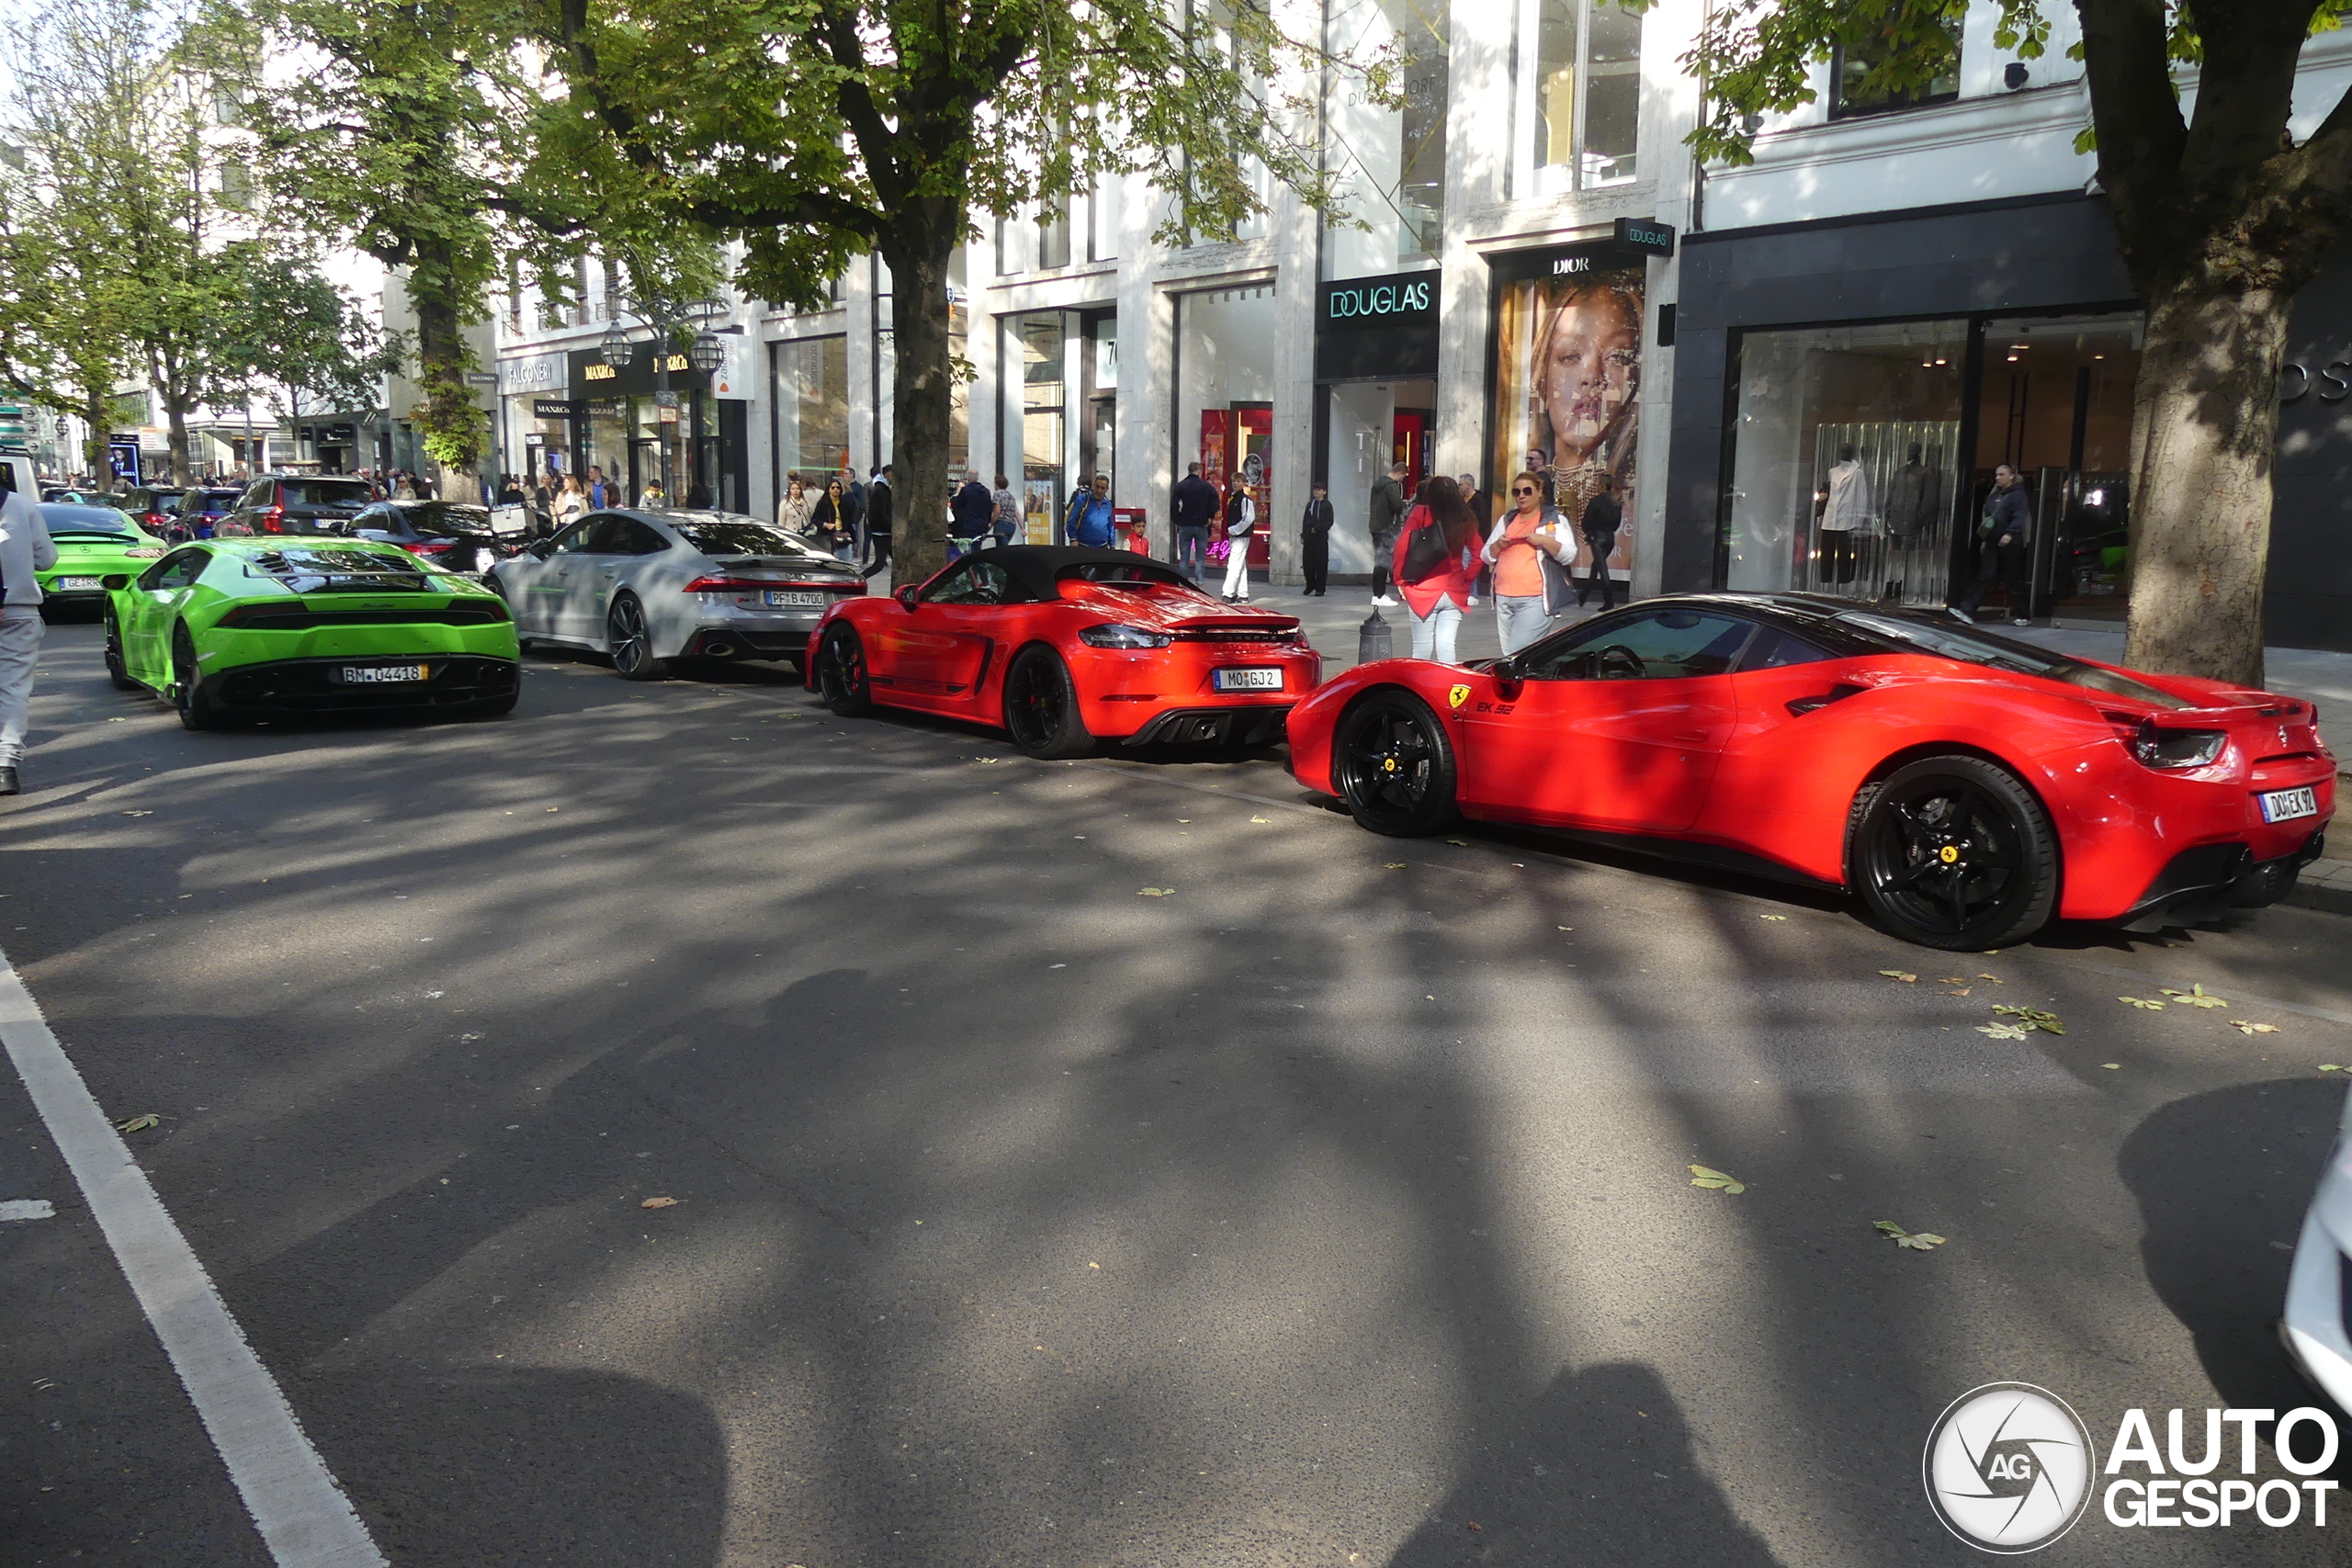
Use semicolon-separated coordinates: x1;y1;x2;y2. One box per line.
281;479;375;509
1830;611;2184;706
669;518;821;558
397;503;493;538
40;504;137;534
192;490;241;511
244;547;438;591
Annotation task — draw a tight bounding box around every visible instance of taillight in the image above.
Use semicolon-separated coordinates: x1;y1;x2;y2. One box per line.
2131;717;2228;770
683;576;855;592
406;541;454;554
261;504;285;533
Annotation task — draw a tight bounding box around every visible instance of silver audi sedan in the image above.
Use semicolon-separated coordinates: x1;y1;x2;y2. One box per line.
485;509;868;680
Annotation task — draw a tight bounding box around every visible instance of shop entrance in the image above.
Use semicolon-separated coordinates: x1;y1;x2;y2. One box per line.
1318;378;1437;577
1969;313;2141;621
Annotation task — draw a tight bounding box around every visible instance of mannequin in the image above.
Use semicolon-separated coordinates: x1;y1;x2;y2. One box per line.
1818;443;1871;586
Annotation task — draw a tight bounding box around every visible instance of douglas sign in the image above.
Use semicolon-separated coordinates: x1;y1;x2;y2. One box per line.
1320;271;1439;331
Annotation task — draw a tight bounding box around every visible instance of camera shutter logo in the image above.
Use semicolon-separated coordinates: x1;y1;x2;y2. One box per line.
1923;1383;2096;1553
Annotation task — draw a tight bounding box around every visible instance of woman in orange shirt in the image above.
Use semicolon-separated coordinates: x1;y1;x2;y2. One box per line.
1389;477;1482;663
1481;470;1575;654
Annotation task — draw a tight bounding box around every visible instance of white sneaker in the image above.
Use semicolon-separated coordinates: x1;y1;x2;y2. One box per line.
1946;605;1972;624
1372;594;1396;606
2013;617;2031;626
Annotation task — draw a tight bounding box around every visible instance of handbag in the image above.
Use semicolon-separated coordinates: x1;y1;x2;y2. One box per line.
1400;506;1448;581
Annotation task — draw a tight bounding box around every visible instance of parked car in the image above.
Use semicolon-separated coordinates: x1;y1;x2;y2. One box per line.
35;503;166;612
1284;592;2334;950
350;500;528;576
808;546;1321;758
2284;1080;2352;1417
220;474;380;536
486;510;866;680
170;487;244;540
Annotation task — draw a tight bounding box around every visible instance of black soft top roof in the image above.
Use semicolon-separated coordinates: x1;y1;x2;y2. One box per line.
977;546;1186;602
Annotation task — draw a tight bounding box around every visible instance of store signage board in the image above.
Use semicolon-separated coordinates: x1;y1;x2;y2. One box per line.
532;400;576;420
1612;217;1676;257
1319;270;1440;333
1502;220;1678;285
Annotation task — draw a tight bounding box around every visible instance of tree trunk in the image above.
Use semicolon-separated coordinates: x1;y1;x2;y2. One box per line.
80;383;107;480
409;245;482;501
164;397;191;486
2119;282;2289;690
879;207;960;587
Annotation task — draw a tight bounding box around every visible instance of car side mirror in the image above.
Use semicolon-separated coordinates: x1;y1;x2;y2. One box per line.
100;573;129;591
896;584;922;610
528;540;553;559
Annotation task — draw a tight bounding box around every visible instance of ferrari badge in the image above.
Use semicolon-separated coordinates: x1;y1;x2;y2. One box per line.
1448;684;1472;710
1939;844;1960;863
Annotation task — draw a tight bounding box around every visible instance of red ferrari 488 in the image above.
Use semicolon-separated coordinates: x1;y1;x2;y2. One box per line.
1284;594;2334;949
808;547;1321;758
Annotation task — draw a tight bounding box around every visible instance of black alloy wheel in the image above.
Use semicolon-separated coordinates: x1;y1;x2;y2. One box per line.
1001;646;1093;759
606;594;666;682
171;625;225;731
1331;688;1457;837
102;608;139;690
816;624;873;716
1849;754;2059;950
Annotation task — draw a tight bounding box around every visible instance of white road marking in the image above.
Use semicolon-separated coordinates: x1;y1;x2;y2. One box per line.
0;950;386;1567
1;1197;55;1219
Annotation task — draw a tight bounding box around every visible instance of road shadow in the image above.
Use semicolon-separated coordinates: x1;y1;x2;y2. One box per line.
2118;1079;2344;1410
1385;1362;1784;1568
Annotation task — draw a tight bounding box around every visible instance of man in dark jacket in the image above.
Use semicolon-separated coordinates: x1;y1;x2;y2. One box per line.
1299;482;1334;595
1367;462;1408;604
1577;475;1623;610
1171;461;1218;581
864;465;894;577
950;470;995;555
1953;464;2032;625
840;465;866;555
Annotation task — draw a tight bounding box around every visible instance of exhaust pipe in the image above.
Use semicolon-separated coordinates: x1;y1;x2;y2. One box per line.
701;638;738;660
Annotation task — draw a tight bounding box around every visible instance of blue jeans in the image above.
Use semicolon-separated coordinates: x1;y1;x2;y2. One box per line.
1496;594;1553;654
1408;598;1464;662
1175;524;1208;580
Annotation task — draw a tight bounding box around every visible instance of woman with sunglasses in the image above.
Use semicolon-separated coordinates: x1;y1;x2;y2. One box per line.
1482;470;1576;653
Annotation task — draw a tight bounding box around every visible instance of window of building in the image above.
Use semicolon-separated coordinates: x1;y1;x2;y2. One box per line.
1006;312;1067;541
1830;16;1962;119
1175;286;1276;563
1513;0;1642;198
770;335;850;502
1322;0;1448;279
1089;170;1122;263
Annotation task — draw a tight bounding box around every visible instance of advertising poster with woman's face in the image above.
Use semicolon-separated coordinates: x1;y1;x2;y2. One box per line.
1491;270;1642;574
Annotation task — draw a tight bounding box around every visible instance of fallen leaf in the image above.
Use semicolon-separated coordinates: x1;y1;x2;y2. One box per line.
1689;1165;1747;1194
1939;976;1966;984
1445;838;1471;846
2161;984;2229;1010
2120;996;2166;1010
1993;1004;2064;1034
1137;887;1175;897
1876;1221;1946;1251
1977;1022;2031;1041
975;757;1000;764
120;809;153;817
1385;862;1408;870
1758;914;1788;921
2230;1021;2281;1035
1977;974;2004;984
2101;1063;2121;1070
1879;969;1917;983
1250;816;1271;824
1088;1261;1101;1269
640;1196;680;1210
1940;987;1972;997
2320;1065;2346;1073
114;1113;159;1133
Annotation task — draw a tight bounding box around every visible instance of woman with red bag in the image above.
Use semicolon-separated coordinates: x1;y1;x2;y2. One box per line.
1389;476;1481;663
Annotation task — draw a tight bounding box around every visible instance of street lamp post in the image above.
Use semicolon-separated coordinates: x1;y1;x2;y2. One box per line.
601;290;729;506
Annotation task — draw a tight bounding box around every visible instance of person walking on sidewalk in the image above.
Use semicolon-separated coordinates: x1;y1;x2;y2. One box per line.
864;466;893;576
1172;462;1217;581
990;473;1020;547
1367;461;1408;605
1063;474;1114;547
951;470;995;558
1577;472;1624;610
1953;464;2033;626
1219;482;1258;601
0;479;58;794
1391;476;1479;662
1483;471;1574;653
1299;482;1333;596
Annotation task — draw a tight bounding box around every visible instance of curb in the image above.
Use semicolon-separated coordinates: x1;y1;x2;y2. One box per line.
2289;862;2352;918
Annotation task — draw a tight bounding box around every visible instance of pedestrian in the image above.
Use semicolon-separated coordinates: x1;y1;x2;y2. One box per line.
1064;474;1114;547
1459;472;1488;525
1367;460;1408;605
1219;480;1257;601
1524;447;1555;504
810;476;851;559
393;470;419;501
990;472;1020;547
587;465;609;509
684;479;713;509
639;477;667;508
531;473;553;514
1391;475;1479;662
842;465;866;558
554;473;588;527
0;479;57;794
864;465;894;576
494;474;525;506
1952;463;2033;626
1483;472;1575;652
1171;461;1217;581
1299;481;1333;596
776;473;812;535
951;469;995;557
1817;443;1870;586
1577;471;1624;610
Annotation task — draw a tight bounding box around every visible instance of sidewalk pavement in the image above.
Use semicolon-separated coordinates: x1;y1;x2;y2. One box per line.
1242;579;2350;917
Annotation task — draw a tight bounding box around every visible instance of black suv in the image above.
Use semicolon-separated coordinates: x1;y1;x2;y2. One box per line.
220;474;381;536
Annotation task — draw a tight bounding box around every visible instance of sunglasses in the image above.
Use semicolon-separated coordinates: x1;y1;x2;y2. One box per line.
1511;486;1537;497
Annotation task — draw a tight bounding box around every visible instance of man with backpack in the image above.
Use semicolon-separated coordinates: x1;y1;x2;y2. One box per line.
1062;474;1114;547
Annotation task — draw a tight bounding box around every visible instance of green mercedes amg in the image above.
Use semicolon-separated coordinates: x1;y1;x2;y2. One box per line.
36;503;167;611
101;537;522;729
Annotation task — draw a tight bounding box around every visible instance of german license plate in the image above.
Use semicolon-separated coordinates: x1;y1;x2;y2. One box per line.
763;590;825;608
2259;785;2318;823
1212;666;1283;693
55;576;101;591
338;664;428;684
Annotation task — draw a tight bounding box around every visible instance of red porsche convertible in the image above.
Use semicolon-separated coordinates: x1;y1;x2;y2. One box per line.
807;546;1321;757
1285;593;2334;949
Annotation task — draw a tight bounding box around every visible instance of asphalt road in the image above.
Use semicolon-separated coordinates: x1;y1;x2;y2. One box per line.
4;615;2351;1567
